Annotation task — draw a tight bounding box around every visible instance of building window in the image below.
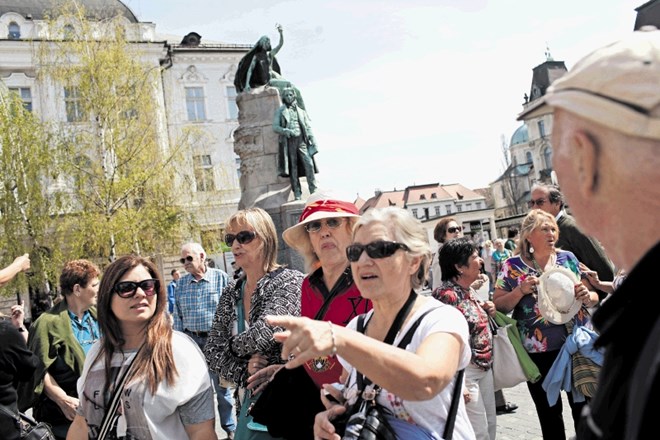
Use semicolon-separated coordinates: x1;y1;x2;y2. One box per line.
544;146;553;169
457;205;463;212
526;151;533;164
431;193;437;199
185;87;206;121
420;194;426;200
8;22;20;39
476;202;482;209
434;206;440;216
64;87;85;122
194;154;214;191
445;204;452;214
226;86;238;120
8;87;32;112
412;208;418;218
538;120;546;137
501;186;506;198
466;203;472;210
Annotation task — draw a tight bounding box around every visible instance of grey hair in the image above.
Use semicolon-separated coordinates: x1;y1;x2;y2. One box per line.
353;207;431;290
181;242;205;257
531;183;564;208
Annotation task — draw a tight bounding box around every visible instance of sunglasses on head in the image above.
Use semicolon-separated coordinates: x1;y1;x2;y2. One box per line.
304;217;344;233
346;240;410;262
224;230;257;247
528;198;547;208
447;226;463;233
114;279;159;298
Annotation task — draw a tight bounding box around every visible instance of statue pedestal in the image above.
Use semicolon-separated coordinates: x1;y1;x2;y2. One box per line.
233;87;312;270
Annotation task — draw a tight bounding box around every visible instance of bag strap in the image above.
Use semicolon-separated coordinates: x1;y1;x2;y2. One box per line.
443;368;465;440
97;345;143;440
313;267;353;321
0;402;20;423
355;290;418;391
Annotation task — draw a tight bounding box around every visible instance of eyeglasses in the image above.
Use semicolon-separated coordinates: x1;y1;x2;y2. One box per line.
346;240;410;262
304;218;344;233
447;226;463;234
114;279;159;298
179;255;194;265
528;198;547;208
224;230;257;246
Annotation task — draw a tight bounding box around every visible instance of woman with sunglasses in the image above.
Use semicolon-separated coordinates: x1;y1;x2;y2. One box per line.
22;259;100;440
245;193;370;438
430;217;464;290
204;207;303;439
268;207;474;439
68;255;217;439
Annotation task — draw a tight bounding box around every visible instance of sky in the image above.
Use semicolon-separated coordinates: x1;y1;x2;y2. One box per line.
124;0;641;202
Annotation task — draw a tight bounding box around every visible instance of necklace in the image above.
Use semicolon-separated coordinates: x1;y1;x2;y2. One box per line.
530;253;556;275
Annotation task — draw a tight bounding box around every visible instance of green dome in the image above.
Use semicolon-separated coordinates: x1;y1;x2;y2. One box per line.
510;124;529;146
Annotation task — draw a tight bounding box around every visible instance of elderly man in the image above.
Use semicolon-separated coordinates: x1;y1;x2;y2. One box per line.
174;242;236;439
528;183;614;299
519;27;660;440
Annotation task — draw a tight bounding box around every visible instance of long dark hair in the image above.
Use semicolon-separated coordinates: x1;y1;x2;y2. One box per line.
96;255;176;395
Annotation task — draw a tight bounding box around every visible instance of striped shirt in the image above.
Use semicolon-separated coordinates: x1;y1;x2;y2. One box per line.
173;268;229;332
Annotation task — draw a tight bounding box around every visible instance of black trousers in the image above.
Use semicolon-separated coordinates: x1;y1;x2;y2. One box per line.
527;350;587;440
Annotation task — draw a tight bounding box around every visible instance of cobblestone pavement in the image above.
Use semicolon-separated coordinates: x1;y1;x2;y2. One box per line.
496;382;576;440
215;381;578;439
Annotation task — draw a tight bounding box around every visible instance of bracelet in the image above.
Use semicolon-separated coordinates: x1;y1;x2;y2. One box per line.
327;321;337;356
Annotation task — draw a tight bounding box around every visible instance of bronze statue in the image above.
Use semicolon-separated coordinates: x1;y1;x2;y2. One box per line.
273;88;318;200
234;25;307;110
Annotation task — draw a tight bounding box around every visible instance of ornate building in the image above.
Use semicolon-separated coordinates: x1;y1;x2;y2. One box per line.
0;0;249;272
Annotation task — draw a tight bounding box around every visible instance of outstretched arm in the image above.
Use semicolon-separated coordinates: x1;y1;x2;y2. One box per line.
271;24;284;59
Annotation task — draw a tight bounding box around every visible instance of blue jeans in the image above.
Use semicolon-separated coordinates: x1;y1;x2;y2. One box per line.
187;331;237;433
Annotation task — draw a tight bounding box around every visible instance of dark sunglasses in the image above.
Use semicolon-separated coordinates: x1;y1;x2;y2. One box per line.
528;198;546;208
179;255;194;265
225;230;257;246
114;279;159;298
447;226;463;233
346;240;410;262
304;218;344;233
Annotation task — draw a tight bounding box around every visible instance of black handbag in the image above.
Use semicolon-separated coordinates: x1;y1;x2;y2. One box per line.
249;275;351;439
0;403;56;440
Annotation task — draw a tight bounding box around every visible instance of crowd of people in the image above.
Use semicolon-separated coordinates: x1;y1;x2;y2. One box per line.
0;27;657;440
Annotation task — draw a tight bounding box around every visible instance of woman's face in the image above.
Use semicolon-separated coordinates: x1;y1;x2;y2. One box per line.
350;222;419;302
308;217;352;270
457;251;483;284
527;220;558;253
228;220;264;273
111;265;157;327
444;221;463;242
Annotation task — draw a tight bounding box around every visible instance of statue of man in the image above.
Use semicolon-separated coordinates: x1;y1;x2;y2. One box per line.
273;88;318;200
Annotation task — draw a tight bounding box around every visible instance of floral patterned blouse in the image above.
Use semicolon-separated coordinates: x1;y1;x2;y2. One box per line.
495;250;591;353
433;280;493;370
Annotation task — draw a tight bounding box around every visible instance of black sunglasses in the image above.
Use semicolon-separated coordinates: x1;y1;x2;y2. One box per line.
528;198;546;208
179;255;194;265
346;240;410;262
447;226;463;233
225;230;257;246
114;279;159;298
304;218;344;233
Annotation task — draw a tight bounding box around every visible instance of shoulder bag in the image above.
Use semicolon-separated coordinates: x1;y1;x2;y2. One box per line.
0;403;56;440
249;278;345;439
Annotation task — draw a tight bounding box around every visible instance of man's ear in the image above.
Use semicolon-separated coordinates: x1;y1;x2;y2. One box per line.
572;130;600;197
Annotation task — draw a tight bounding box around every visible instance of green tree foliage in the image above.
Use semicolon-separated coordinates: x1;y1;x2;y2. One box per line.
0;91;63;295
38;2;192;261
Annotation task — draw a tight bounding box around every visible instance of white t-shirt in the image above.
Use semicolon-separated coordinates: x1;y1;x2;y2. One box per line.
77;331;214;439
340;298;475;439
